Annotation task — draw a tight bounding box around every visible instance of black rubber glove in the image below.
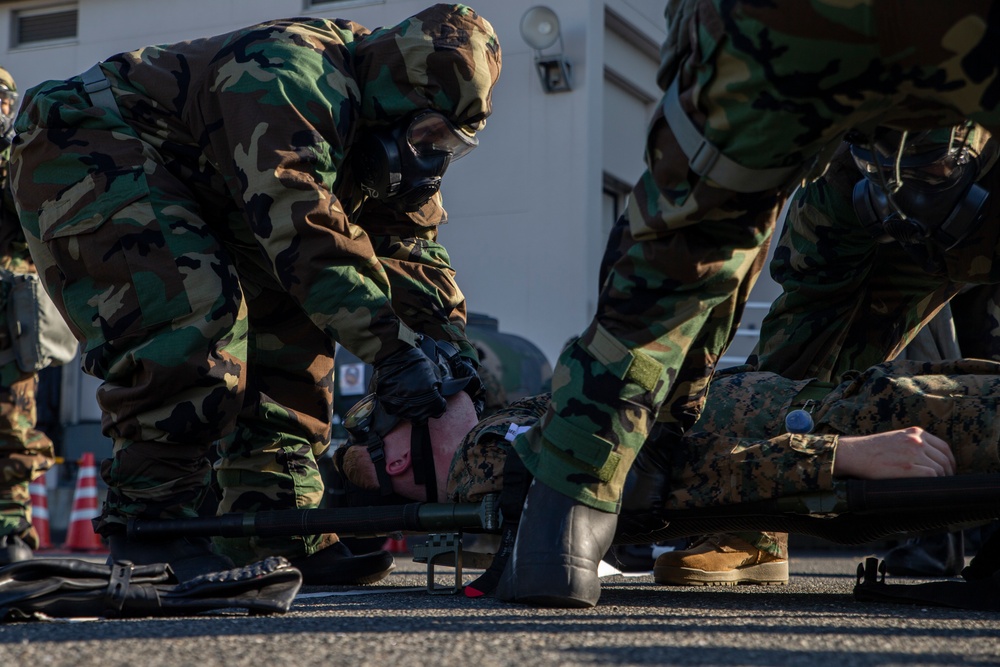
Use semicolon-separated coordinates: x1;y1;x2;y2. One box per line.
445;352;486;417
372;343;447;422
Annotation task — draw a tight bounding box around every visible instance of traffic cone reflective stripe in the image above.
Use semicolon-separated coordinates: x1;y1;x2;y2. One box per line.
28;472;51;549
63;452;104;552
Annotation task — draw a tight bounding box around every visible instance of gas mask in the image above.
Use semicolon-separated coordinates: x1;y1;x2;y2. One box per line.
353;110;478;212
849;125;991;250
0;83;18;151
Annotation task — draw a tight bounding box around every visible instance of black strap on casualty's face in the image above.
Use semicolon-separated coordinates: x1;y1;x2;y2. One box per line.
342;339;476;503
342;391;439;503
343;393;401;499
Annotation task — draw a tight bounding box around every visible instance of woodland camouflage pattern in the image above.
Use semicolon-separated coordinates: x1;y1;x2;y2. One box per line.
0;128;53;547
9;4;500;561
751;139;1000;380
512;0;1000;512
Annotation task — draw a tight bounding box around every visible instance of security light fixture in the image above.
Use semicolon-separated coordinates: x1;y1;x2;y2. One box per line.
519;6;572;93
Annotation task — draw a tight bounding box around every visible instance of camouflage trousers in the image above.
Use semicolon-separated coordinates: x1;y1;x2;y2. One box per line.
513;0;1000;512
0;254;55;545
11;75;334;563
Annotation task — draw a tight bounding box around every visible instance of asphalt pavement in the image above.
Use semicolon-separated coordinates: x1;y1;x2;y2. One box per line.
1;548;997;667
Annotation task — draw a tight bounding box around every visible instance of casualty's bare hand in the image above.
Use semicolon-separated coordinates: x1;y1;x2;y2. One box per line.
833;427;956;479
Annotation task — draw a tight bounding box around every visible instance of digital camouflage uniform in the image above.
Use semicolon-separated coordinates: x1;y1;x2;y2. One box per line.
511;1;1000;516
448;359;1000;510
447;394;546;502
10;4;500;564
0;119;54;549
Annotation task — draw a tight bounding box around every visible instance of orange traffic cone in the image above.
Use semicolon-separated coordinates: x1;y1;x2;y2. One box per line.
28;472;52;549
63;452;105;552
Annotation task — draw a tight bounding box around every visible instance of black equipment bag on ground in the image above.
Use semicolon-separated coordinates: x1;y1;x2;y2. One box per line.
0;556;302;621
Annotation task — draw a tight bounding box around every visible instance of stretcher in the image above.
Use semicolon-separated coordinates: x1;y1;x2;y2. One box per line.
129;473;1000;592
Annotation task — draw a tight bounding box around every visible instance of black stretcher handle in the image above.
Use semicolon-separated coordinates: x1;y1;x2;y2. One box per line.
127;501;489;540
846;473;1000;513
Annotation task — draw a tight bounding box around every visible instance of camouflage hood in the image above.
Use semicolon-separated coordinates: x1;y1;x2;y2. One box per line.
353;3;501;131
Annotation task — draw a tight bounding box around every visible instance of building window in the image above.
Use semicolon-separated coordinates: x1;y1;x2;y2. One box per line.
13;4;78;48
602;174;632;240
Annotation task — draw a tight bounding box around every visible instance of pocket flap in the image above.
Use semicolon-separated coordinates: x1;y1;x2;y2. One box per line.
39;167;146;241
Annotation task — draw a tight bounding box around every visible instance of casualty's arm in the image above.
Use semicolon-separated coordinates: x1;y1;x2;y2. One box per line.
670;430;839;508
833;427;956;479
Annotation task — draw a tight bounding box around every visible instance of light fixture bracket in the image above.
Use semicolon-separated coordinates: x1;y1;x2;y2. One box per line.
535;56;573;93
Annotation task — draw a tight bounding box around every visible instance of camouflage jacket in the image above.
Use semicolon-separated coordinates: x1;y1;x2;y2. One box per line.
13;4;501;364
752;134;1000;380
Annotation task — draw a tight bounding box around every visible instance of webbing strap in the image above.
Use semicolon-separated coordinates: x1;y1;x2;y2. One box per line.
662;78;799;193
104;561;133;616
583;324;661;392
542;412;620;482
80;63;123;120
410;420;438;503
789;380;836;407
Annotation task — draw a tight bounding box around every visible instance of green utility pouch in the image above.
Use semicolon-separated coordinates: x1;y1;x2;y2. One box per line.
0;270;78;372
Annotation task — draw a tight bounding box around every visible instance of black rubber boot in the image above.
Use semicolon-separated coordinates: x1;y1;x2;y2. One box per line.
495;479;618;608
883;532;965;577
108;534;235;582
289;541;395;585
0;534;33;565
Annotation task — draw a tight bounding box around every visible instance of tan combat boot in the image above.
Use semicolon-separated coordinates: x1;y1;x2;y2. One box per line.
653;533;788;586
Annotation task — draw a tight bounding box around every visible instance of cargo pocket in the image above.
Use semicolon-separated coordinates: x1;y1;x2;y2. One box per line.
37;166;193;346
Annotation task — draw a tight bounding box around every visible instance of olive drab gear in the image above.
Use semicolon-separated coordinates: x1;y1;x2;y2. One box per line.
9;4;500;564
750;130;1000;383
0;68;14;92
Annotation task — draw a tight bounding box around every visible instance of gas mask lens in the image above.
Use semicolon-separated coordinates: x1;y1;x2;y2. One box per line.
850;144;970;190
0;85;17;136
406;111;478;161
343;394;378;443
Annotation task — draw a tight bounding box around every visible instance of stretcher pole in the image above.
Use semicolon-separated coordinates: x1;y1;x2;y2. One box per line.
127;497;499;540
